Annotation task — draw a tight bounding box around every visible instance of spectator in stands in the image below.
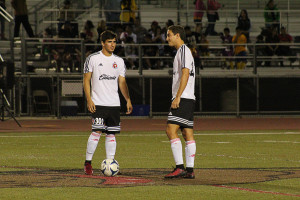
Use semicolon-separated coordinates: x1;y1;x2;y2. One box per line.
97;20;107;43
133;17;147;43
120;25;137;66
120;0;137;24
264;0;280;33
0;0;6;39
161;19;175;59
232;26;247;69
11;0;34;37
161;19;174;36
59;0;75;21
59;21;77;38
148;20;159;38
220;27;234;69
120;25;137;44
264;27;279;67
152;26;165;69
41;28;53;57
199;33;209;57
104;0;121;27
278;26;295;66
205;0;221;36
194;21;202;43
80;20;98;43
255;34;266;67
198;33;209;69
113;25;125;56
238;9;251;43
142;33;158;69
193;0;206;34
152;26;165;45
185;26;201;70
78;20;98;60
185;26;197;47
53;22;78;72
123;36;138;69
148;21;162;67
58;0;77;36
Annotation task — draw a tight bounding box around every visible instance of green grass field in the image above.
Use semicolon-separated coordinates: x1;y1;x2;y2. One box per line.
1;130;300;199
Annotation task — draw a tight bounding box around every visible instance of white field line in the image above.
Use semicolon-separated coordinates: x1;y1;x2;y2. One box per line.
161;141;233;143
198;153;300;163
259;140;300;144
0;131;300;138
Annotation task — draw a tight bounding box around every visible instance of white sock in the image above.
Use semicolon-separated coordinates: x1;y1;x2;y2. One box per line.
185;140;196;168
86;132;101;161
170;138;183;165
105;134;116;159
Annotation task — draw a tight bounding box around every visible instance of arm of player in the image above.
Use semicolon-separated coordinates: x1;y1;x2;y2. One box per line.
171;68;190;109
118;76;133;114
83;72;96;113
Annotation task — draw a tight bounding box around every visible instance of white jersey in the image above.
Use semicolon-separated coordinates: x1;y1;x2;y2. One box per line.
84;51;126;107
172;44;195;100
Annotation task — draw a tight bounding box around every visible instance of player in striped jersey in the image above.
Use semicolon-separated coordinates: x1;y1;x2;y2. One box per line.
164;25;196;179
83;30;133;175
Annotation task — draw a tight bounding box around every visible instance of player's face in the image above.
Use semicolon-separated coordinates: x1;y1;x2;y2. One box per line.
166;30;177;47
102;38;117;54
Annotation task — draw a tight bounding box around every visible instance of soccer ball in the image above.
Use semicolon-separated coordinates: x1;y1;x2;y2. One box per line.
100;159;119;176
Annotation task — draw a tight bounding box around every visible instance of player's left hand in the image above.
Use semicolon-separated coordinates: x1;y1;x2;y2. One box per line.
126;100;133;114
171;97;180;109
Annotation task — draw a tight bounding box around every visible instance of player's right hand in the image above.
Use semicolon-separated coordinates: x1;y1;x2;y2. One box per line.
87;100;96;113
171;97;180;109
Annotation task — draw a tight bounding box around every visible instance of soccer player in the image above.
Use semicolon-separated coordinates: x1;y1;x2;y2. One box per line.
164;25;196;179
83;30;133;175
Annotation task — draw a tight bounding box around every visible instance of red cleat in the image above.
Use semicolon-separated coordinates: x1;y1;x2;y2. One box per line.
84;162;93;175
164;168;186;179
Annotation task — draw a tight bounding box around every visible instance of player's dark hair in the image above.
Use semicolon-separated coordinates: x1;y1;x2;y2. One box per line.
168;25;186;42
100;30;117;43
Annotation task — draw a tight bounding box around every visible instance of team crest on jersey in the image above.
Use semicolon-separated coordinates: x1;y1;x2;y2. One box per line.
112;62;117;69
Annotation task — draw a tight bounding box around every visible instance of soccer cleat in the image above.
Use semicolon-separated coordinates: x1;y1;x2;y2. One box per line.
84;162;93;175
184;171;195;179
164;168;186;179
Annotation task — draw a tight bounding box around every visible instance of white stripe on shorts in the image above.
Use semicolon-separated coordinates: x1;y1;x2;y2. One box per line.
92;125;106;130
107;126;121;131
168;116;193;126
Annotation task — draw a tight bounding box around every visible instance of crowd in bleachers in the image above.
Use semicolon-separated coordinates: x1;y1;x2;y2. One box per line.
1;0;299;72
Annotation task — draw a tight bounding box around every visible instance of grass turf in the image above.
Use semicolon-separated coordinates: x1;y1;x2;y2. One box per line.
0;130;300;199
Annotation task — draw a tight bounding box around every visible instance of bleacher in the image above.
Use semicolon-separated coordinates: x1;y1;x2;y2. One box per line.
2;0;300;73
2;0;300;117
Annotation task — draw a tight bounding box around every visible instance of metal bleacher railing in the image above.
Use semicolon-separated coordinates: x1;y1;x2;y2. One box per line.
11;37;300;118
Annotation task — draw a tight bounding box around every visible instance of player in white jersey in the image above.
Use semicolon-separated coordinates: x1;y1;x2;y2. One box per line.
164;25;196;179
83;30;133;175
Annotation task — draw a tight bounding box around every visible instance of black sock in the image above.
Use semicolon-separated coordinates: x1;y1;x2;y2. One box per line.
176;164;185;170
85;160;91;164
186;167;193;173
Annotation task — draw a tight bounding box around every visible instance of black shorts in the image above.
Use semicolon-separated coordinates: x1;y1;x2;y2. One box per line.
91;106;121;134
167;98;195;129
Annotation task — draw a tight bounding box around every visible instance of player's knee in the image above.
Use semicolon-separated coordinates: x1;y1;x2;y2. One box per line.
106;134;116;142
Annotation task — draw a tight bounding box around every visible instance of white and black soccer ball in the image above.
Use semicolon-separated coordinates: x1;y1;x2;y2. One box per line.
100;159;119;176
